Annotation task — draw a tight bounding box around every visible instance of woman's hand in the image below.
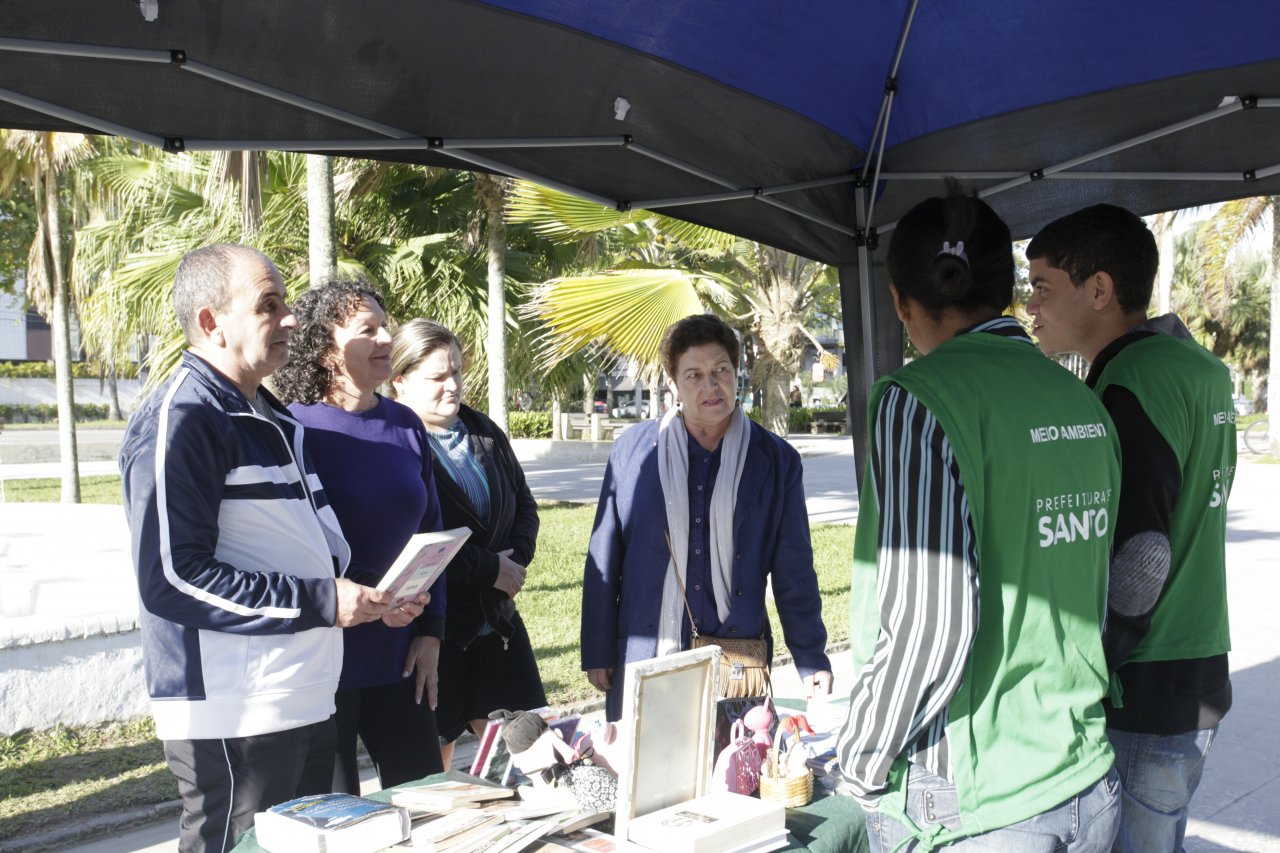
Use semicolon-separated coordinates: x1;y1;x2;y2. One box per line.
586;667;613;692
403;635;441;708
381;591;429;628
806;669;834;699
493;548;527;598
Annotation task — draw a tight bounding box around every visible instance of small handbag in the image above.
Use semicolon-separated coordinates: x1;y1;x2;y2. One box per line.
711;719;764;796
666;533;772;699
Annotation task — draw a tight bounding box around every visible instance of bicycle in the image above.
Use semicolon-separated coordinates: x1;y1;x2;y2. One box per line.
1242;418;1271;455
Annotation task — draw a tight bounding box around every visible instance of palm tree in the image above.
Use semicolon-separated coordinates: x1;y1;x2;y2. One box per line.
1;130;97;502
509;180;838;435
1195;196;1278;454
72;154;565;419
307;155;337;284
473;173;511;432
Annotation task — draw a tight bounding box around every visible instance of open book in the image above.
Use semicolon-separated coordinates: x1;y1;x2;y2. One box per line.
377;526;472;601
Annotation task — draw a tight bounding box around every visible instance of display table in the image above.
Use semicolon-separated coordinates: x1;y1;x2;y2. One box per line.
231;774;868;853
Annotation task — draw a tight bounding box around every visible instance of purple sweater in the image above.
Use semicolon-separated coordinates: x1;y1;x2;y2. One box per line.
289;396;446;691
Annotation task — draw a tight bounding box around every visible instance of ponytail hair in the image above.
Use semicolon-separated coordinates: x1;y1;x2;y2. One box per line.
885;180;1014;319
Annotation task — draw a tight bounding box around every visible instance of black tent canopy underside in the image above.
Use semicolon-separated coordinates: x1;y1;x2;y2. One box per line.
3;2;1279;266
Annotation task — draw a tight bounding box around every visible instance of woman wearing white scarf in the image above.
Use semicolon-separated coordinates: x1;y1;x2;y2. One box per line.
582;314;834;720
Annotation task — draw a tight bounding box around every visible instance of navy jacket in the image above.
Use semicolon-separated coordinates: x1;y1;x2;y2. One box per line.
581;418;831;720
120;351;350;739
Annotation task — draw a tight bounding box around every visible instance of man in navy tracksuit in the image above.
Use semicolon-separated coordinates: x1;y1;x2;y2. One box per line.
120;245;424;852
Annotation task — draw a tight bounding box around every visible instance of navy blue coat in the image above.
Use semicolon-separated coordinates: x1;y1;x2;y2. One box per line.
581;418;831;720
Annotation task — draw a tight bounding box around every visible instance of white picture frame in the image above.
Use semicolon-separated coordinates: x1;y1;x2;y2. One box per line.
612;645;721;842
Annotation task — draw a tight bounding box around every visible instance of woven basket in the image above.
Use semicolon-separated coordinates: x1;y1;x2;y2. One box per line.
759;767;813;807
759;722;814;807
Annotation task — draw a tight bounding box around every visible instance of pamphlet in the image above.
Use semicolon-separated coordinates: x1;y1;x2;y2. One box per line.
377;526;472;600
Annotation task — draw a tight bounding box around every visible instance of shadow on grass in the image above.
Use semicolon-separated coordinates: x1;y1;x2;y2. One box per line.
0;760;175;842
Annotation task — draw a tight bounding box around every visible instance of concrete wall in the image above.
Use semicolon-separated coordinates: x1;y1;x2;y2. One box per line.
0;377;144;409
0;503;147;733
0;630;148;732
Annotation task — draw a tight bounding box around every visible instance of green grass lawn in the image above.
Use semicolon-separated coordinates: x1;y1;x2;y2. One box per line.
0;484;855;840
3;474;125;504
0;420;129;430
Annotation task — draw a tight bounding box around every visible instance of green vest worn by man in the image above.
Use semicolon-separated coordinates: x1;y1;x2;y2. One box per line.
850;331;1120;846
1093;334;1235;665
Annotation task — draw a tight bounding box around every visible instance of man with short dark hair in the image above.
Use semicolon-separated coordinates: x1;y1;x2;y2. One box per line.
121;244;419;852
1027;206;1235;852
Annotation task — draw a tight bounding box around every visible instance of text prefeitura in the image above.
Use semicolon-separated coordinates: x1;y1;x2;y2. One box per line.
1029;421;1108;444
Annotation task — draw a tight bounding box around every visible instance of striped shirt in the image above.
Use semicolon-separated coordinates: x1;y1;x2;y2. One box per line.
837;317;1030;806
427;419;491;521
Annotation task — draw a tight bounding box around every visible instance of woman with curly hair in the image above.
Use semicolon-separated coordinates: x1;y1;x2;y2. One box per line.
274;278;447;792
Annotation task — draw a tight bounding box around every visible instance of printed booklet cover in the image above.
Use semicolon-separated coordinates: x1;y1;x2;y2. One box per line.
377;526;472;600
254;793;410;853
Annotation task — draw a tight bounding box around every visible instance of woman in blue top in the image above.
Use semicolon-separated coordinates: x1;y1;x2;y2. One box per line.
581;313;833;721
275;279;447;792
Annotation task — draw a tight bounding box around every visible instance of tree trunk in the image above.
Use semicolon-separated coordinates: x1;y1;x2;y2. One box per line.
583;373;593;415
551;397;563;441
1268;198;1279;455
307;155;337;285
1153;212;1175;315
755;350;790;437
42;154;80;502
477;175;509;433
106;363;122;421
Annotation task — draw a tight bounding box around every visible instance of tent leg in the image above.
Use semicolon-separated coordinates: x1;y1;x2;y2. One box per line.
838;263;870;490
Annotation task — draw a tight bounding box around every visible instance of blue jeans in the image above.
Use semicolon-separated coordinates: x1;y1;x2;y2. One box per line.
1108;725;1218;853
862;764;1121;852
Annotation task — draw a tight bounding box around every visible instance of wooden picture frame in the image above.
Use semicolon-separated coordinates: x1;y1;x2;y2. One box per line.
612;645;720;842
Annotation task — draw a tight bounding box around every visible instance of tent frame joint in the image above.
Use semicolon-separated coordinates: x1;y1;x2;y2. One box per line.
1030;168;1045;181
164;137;185;153
169;49;185;65
1241;95;1258;110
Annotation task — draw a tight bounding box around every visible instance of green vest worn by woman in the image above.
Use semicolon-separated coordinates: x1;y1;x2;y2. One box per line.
1093;334;1235;664
850;331;1120;846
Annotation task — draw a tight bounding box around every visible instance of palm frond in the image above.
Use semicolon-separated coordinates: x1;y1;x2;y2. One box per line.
524;268;705;370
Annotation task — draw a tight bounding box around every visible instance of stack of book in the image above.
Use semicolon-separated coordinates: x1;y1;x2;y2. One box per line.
625;791;786;853
391;777;516;813
253;793;411;853
394;806;609;853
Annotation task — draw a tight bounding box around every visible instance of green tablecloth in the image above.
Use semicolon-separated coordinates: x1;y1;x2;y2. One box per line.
232;775;868;853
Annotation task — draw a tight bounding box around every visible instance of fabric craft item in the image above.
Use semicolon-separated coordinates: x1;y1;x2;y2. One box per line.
710;720;764;796
491;708;547;753
655;404;751;657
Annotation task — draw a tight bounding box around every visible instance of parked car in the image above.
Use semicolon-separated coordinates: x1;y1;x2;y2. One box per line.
592;400;609;413
1234;396;1254;416
612;400;650;418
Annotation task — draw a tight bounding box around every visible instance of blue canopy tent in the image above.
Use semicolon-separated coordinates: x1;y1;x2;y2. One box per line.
3;0;1279;474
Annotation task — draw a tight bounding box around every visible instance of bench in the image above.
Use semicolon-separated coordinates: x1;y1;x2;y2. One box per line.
560;412;630;441
809;410;848;435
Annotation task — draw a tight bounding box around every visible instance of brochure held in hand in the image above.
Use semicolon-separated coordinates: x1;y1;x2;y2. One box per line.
377;526;472;601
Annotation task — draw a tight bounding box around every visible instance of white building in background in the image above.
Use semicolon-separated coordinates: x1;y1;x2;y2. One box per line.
0;290;27;361
0;281;83;363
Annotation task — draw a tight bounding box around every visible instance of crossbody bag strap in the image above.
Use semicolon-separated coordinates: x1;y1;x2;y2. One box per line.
664;530;700;641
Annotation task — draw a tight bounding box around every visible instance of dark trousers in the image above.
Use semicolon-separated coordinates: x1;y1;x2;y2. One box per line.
332;679;444;793
163;718;336;853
